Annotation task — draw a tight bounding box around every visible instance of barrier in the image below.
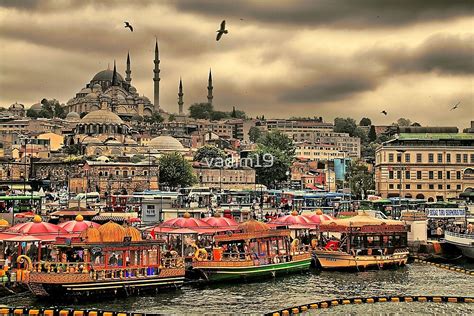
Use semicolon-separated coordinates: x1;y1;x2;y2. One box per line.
0;310;159;316
412;257;474;276
264;296;474;315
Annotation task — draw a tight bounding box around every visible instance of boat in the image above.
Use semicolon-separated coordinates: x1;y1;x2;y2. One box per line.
313;212;409;270
191;220;312;282
23;221;185;299
444;231;474;260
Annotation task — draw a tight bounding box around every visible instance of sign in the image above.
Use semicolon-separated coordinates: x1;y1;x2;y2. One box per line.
427;208;466;218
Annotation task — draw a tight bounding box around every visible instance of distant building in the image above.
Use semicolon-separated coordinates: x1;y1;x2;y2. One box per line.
295;142;347;161
375;133;474;201
292;131;361;158
264;119;333;136
193;166;256;190
8;102;26;117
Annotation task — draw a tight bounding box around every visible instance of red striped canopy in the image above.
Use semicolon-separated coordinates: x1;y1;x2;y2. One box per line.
202;213;238;227
8;215;68;235
270;211;315;227
159;212;210;229
58;214;100;233
303;209;334;224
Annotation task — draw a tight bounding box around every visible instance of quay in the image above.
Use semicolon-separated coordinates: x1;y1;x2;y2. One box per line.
0;308;157;316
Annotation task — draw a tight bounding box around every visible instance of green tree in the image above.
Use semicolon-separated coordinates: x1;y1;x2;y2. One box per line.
248;126;262;143
158;152;197;190
257;130;295;157
26;108;39;118
210;110;229;121
251;146;291;189
168;114;176;122
345;160;375;199
53;101;66;118
63;143;83;155
231;106;236;118
193;145;226;165
144;112;164;124
396;118;412;126
131;115;143;123
411;122;421;127
334;117;357;136
368;125;377;142
359;117;372;126
189;103;214;119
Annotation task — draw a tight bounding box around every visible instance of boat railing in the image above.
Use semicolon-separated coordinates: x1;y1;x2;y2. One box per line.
445;231;474;239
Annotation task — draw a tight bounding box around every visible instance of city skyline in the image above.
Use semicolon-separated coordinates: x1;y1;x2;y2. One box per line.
0;0;472;128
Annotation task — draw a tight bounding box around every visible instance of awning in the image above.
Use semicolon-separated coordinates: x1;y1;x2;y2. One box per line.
459;191;474;198
9;184;32;190
92;216;129;222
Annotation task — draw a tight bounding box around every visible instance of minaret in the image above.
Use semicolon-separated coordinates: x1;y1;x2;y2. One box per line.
125;51;132;84
153;39;161;111
207;68;213;105
111;60;118;112
178;78;184;115
111;60;117;86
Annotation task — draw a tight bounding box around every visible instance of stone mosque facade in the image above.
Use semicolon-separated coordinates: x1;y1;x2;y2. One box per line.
63;41;162;120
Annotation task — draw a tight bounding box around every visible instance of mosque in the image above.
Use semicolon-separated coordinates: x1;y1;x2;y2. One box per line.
62;40;214;120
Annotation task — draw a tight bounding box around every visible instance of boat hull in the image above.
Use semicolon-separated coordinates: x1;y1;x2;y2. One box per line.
26;268;185;299
193;254;312;282
444;232;474;260
314;250;408;270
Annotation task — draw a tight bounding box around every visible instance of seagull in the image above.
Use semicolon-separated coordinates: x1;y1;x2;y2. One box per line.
216;20;228;41
381;110;388;115
450;101;460;111
124;21;133;32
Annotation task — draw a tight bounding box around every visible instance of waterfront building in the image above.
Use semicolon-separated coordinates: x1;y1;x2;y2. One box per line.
295;142;346;161
375;133;474;201
292;131;361;158
193;165;256;190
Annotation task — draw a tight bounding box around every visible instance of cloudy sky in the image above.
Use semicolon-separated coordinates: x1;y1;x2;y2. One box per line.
0;0;472;127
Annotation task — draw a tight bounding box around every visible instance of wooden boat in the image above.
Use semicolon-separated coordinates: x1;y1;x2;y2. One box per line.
313;212;409;270
23;221;185;299
191;220;312;282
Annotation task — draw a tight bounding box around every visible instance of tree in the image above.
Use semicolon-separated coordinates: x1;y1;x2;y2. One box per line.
248;126;262;143
397;118;412;126
144;112;164;124
131;115;143;123
26;108;39;118
352;127;368;143
231;106;236;118
53;101;66;119
189;103;214;119
334;117;357;136
193;145;226;166
210;110;229;121
251;146;292;189
368;125;377;142
158;152;197;190
411;122;421;127
359;117;372;126
168;114;176;122
345;160;375;199
63;143;82;155
257;130;295;157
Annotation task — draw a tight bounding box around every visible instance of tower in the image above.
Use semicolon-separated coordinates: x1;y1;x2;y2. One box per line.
178;78;184;115
111;60;118;86
126;51;132;84
111;60;118;112
153;39;161;111
207;68;213;105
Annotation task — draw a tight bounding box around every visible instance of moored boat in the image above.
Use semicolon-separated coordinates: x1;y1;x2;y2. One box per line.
191;220;312;282
444;231;474;260
314;212;409;270
24;221;185;299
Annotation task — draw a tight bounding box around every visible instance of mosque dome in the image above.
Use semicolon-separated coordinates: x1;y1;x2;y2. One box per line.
85;93;98;99
129;86;137;94
92;83;102;91
81;109;124;125
238;219;270;233
123;138;138;145
104;139;122;145
124;226;142;241
66;111;81;121
98;221;128;242
81;136;103;145
80;88;92;94
30;102;42;112
92;69;124;83
9;102;24;110
149;135;185;152
79;226;102;243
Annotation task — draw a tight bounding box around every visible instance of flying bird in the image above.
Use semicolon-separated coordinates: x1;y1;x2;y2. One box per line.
381;110;388;115
124;21;133;32
216;20;228;41
450;101;460;111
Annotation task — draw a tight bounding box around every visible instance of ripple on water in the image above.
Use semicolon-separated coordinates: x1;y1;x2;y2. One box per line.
2;263;473;315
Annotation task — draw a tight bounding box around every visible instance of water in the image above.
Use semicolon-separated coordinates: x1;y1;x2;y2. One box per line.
3;263;474;315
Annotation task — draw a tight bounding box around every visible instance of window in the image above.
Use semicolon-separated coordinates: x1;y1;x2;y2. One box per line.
397;154;401;163
417;184;422;190
123;170;128;177
389;184;394;189
405;171;410;179
99;171;103;176
456;154;461;163
447;184;451;190
463;154;468;163
446;153;451;163
417;171;422;179
146;205;155;216
438;184;442;190
405;184;410;189
437;153;442;163
389;170;394;179
438;171;442;179
471;154;474;164
144;171;148;176
456;171;461;179
115;170;119;176
397;184;400;189
131;170;135;176
429;171;434;179
429;184;434;190
388;153;394;162
104;171;109;176
446;171;450;179
457;184;461;190
397;170;401;179
405;153;410;163
416;153;422;163
428;153;434;163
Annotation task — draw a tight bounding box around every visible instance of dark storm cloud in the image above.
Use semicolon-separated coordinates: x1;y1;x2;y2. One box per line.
174;0;473;28
279;72;379;103
364;34;474;75
0;0;156;12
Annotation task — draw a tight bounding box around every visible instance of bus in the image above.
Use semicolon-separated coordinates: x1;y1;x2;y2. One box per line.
0;195;43;225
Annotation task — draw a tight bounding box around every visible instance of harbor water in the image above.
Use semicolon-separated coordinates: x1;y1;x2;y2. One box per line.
3;263;473;314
